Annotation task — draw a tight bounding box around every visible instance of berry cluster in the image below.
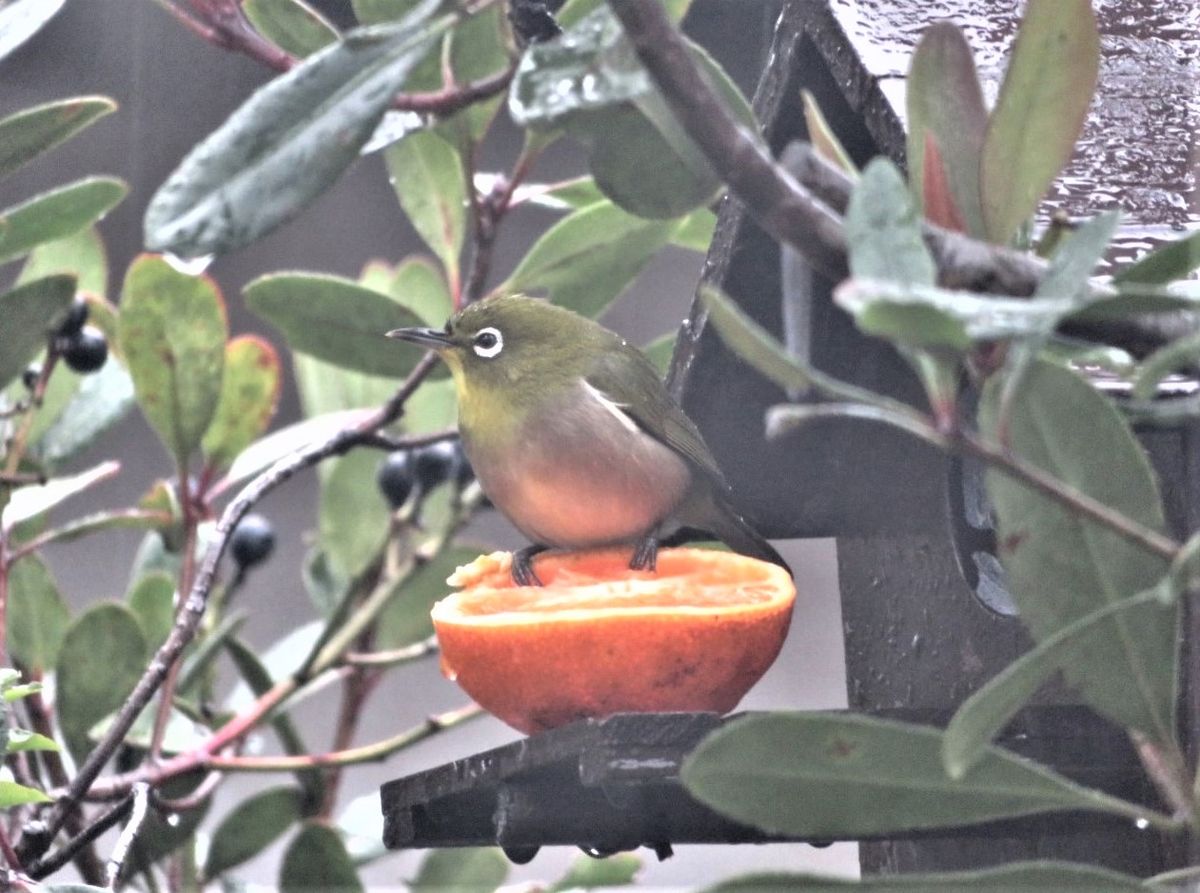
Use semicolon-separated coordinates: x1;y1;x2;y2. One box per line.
376;439;474;510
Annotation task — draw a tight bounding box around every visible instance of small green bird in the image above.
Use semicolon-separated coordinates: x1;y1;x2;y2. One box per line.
387;294;787;585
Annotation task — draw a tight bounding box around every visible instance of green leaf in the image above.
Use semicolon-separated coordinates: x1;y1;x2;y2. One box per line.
144;6;449;259
504;201;675;318
32;359;135;468
846;158;934;287
980;361;1176;743
509;7;752;218
701;862;1147;892
514;176;605;212
216;408;375;494
549;853;641;892
320;449;390;579
402;377;456;433
280;822;364;893
0;274;75;390
943;586;1165;779
0;780;50;807
642;333;674;377
8;554;69;672
0;177;126;266
294;355;398;420
1115;229;1200;286
906;22;987;238
410;848;508;893
3;460;120;529
17;225;108;296
1134;331;1200;401
1034;211;1120;300
980;0;1099;244
243;0;338;57
0;96;116;181
55;601;147;761
119;254;228;464
377;544;478;649
353;0;420;25
178;610;247;695
681;712;1150;838
127;572;175;651
88;700;205;755
389;255;452;327
433;5;510;146
244;272;431;377
205;786;305;879
385;131;466;290
6;728;59;753
0;0;67;63
671;208;716;253
201;335;282;472
801;90;855;176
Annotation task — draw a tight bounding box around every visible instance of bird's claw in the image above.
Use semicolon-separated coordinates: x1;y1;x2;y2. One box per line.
629;535;658;572
511;545;546;586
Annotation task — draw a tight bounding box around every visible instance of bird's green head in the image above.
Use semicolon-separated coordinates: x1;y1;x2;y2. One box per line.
386;294;604;414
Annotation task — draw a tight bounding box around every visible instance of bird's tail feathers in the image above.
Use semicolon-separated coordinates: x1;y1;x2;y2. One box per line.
676;491;791;576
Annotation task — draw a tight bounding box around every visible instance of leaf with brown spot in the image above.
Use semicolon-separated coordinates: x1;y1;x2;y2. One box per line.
921;133;966;233
201;336;282;472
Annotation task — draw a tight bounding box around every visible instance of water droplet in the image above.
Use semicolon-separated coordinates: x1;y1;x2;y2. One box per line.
163;252;214;276
361;110;426;155
166;813;181;828
1135;817;1150;830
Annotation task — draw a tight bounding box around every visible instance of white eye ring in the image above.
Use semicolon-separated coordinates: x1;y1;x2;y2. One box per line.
472;326;503;358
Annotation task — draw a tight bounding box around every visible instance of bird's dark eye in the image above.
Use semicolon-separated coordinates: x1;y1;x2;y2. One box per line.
472;326;503;358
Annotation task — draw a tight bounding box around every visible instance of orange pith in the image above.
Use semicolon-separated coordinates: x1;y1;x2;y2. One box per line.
431;547;796;734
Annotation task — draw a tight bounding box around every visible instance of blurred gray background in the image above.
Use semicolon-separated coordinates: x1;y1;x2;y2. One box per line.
1;1;853;887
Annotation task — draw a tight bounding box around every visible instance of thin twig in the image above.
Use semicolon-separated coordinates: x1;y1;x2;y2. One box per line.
208;704;482;772
151;770;223;813
1131;732;1196;829
356;428;458;452
23;353;440;862
6;509;171;566
105;783;150;889
25;797;133;881
345;635;439;667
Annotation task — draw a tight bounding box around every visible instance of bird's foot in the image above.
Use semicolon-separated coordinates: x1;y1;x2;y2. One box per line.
629;534;659;572
511;545;547;586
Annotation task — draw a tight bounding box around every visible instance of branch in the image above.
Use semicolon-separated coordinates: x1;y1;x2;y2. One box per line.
105;783;150;889
25;797;132;881
24;352;441;861
208;704;481;772
345;635;439;667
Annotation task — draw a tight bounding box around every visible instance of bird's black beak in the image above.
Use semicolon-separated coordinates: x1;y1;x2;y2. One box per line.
385;326;451;349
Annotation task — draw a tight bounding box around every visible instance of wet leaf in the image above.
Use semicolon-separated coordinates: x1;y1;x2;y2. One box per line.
377;544;478;648
549;853;641;891
385;130;466;290
3;460;120;529
119;255;227;464
17;225;107;296
434;5;510;146
411;848;508;893
244;272;431;377
127;572;175;651
55;602;147;761
0;177;126;266
503;200;674;318
906;21;987;238
6;728;58;753
846;158;934;287
243;0;338;57
320;449;390;579
0;96;116;181
682;712;1148;837
205;786;305;879
1115;229;1200;286
943;587;1164;780
33;359;135;468
0;780;50;807
703;863;1147;892
7;554;69;672
0;274;74;391
201;335;282;472
280;821;364;892
980;361;1176;743
0;0;67;63
144;4;449;259
981;0;1099;244
801;90;855;175
216;408;375;494
1034;211;1120;301
389;255;452;326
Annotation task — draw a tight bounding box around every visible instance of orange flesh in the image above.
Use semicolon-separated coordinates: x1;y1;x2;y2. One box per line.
432;547;796;734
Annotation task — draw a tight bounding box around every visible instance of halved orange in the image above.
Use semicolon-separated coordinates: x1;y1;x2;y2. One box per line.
431;547;796;734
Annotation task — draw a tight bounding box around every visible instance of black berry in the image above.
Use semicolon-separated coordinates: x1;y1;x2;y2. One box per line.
61;327;108;374
57;299;89;337
376;451;415;509
21;365;40;390
230;514;275;570
413;440;460;492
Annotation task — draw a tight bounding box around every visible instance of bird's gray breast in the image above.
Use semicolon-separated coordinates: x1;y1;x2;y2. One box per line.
464;380;691;548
